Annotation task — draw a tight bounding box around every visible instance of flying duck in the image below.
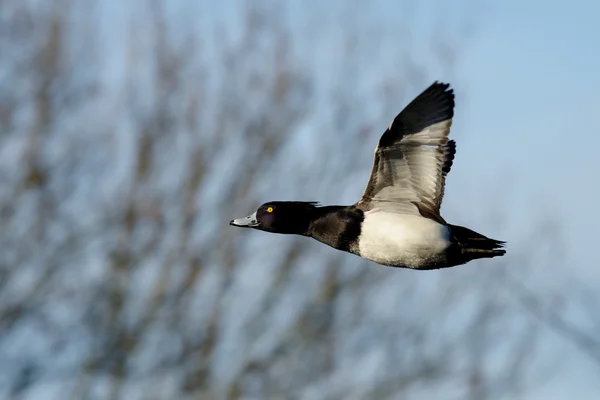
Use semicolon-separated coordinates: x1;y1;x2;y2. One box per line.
230;82;505;269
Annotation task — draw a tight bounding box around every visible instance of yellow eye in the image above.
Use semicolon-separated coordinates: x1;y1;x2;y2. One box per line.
267;207;274;213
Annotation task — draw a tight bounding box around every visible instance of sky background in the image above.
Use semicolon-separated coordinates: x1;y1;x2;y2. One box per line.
425;1;600;397
1;0;600;399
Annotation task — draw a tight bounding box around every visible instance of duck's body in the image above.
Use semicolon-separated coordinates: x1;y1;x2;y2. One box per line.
356;211;450;269
230;82;505;270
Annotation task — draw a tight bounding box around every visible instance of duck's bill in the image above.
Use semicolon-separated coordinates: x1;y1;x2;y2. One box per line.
229;212;259;228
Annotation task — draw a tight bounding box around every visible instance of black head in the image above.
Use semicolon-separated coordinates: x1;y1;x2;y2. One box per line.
229;201;319;235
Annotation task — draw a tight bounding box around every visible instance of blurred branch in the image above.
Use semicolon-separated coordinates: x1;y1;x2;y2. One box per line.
504;274;600;368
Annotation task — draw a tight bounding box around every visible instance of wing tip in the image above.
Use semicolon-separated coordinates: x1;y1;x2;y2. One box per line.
426;81;455;108
430;80;453;93
389;81;455;136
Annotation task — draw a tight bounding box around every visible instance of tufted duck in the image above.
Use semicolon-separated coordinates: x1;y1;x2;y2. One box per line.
230;82;505;269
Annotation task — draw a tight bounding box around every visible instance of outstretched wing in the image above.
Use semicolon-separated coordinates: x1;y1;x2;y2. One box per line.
357;82;456;223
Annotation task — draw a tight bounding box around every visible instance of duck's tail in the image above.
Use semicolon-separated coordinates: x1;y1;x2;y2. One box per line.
448;224;506;264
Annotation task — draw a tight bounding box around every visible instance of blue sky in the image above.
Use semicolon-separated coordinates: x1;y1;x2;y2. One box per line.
450;1;600;398
3;0;598;398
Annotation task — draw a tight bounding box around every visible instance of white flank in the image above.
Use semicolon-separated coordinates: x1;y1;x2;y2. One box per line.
357;210;450;268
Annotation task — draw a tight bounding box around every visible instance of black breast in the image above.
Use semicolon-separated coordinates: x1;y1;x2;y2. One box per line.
308;206;364;253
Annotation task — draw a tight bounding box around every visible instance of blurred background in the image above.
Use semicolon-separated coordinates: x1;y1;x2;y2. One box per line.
1;0;599;399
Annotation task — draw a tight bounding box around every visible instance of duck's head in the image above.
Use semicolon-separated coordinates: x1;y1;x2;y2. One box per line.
230;201;319;235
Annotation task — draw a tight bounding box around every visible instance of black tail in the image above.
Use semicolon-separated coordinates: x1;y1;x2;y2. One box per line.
448;224;506;265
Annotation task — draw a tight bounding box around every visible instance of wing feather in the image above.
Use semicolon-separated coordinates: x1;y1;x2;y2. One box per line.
357;82;456;222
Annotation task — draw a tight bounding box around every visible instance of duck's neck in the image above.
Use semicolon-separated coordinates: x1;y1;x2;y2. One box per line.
308;206;364;252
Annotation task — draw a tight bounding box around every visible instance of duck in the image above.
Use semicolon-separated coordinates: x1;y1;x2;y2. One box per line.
230;82;505;270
